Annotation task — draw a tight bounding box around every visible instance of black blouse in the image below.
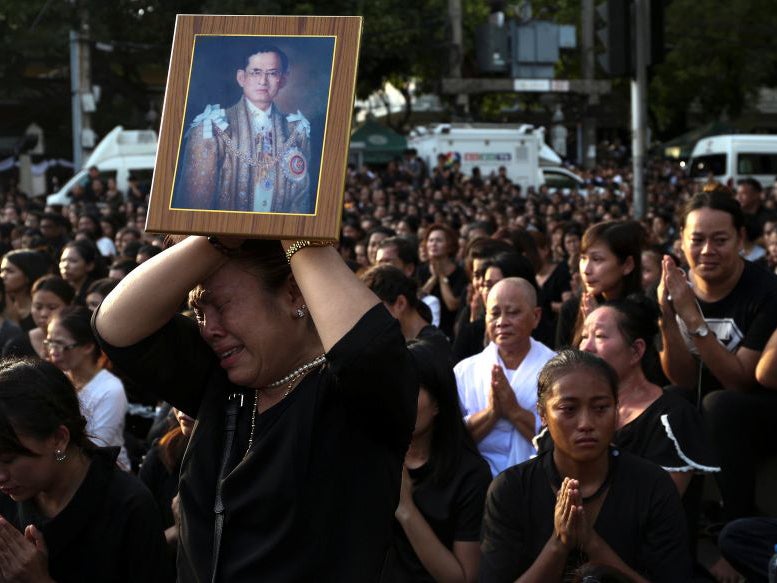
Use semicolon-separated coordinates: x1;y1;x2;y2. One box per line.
480;447;691;582
0;448;171;583
96;304;418;583
615;392;719;473
417;263;468;340
380;447;491;582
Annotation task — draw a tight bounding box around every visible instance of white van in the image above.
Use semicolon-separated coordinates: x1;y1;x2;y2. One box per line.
46;126;157;206
689;134;777;187
408;123;573;192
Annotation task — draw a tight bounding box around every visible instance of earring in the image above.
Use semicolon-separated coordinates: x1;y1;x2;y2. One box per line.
296;304;307;319
54;449;67;462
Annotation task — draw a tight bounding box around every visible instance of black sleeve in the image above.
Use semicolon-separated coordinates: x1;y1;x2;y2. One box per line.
740;289;777;351
647;396;719;472
479;471;527;582
138;445;176;529
117;482;174;583
326;304;418;449
555;296;579;349
452;456;492;541
93;311;212;417
451;319;482;364
640;470;693;582
449;266;469;299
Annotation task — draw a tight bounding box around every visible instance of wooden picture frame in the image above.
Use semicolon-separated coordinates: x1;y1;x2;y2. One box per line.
146;14;363;240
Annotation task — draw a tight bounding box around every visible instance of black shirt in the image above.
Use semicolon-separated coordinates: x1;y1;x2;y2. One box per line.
0;448;171;583
480;448;691;582
536;262;571;349
97;305;418;582
380;447;491;582
417;263;468;340
452;317;486;364
555;294;581;349
139;444;182;529
415;324;453;367
678;260;777;393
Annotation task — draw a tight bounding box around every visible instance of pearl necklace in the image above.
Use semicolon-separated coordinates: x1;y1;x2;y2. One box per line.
244;354;326;458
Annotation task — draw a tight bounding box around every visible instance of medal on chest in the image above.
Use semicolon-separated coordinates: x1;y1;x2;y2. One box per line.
282;147;307;183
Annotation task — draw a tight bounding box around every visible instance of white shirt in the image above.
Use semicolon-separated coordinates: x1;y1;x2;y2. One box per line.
245;99;274;134
79;369;130;471
454;339;555;477
421;295;441;328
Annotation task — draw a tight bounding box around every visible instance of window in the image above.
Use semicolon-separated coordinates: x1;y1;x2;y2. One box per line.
690;154;726;178
737;153;777;175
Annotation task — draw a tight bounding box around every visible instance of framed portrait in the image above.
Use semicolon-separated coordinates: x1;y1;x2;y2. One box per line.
146;15;363;240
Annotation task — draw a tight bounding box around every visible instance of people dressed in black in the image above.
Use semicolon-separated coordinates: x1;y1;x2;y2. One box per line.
418;224;467;339
381;342;491;582
361;264;452;366
480;350;690;582
93;237;418;582
658;186;777;526
0;358;170;583
555;220;644;349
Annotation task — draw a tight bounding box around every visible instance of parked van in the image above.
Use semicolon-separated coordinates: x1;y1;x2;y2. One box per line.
46;126;157;206
408;123;578;192
689;134;777;187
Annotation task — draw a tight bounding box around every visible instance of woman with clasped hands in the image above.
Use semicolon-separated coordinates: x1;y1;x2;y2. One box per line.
92;236;418;582
479;350;691;582
0;359;169;583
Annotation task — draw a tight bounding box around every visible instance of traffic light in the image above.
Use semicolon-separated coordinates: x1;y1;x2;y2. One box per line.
596;0;632;77
649;0;668;67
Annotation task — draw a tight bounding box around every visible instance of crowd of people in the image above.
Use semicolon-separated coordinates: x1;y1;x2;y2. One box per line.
0;153;775;582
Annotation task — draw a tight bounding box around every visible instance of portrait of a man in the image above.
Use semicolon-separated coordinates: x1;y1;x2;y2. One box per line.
170;37;334;215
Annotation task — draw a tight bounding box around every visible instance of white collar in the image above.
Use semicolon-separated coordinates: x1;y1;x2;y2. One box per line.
245;98;273;124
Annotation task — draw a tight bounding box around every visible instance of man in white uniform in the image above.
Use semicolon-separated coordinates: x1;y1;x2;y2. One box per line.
454;278;555;476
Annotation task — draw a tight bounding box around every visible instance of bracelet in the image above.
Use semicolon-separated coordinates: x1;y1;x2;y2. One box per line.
207;236;244;258
285;240;333;263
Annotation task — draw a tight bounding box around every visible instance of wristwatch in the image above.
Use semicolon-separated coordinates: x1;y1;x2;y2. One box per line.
689;322;710;338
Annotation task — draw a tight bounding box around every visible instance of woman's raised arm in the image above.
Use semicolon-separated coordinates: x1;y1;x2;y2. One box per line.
282;242;379;352
95;237;227;347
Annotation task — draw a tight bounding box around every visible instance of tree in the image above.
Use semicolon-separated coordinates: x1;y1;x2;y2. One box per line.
650;0;777;135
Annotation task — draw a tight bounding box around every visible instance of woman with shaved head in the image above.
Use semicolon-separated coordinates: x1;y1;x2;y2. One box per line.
455;277;555;476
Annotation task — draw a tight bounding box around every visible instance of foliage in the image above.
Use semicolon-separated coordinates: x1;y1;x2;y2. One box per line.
650;0;777;134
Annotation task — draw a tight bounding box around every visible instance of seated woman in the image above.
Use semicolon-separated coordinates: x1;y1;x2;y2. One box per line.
0;358;170;582
382;341;491;582
140;407;193;549
0;280;28;358
84;277;119;313
577;297;719;494
453;251;537;363
555;220;643;350
480;350;691;582
0;250;53;331
28;275;75;358
75;212;117;258
46;305;130;471
58;239;107;306
418;224;468;339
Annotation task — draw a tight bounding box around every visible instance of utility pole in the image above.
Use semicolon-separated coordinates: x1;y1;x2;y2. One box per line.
448;0;469;116
69;5;92;169
69;29;83;170
581;0;597;169
631;0;648;219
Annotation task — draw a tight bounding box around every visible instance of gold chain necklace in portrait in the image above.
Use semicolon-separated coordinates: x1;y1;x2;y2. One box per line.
214;124;304;174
